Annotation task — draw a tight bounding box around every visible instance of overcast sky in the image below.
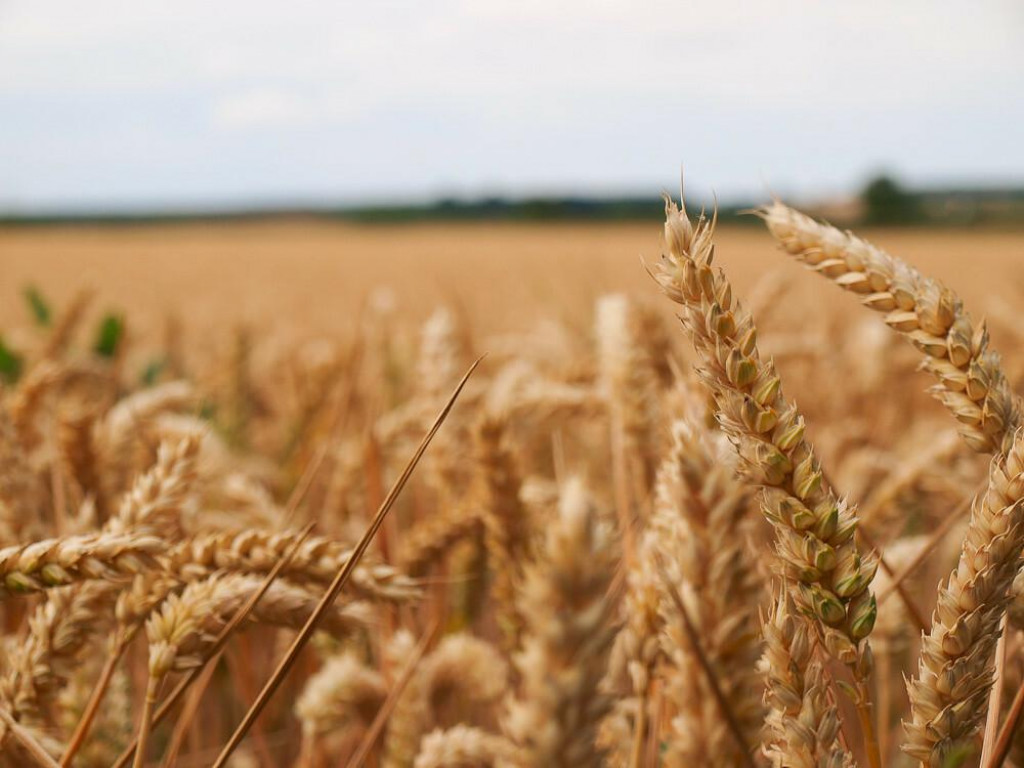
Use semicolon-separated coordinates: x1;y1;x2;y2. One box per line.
1;0;1022;212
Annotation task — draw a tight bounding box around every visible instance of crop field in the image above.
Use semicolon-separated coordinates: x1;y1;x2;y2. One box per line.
2;210;1024;767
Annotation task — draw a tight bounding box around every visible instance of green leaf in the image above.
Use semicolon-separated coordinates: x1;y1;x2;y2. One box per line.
140;358;166;386
0;336;24;384
93;313;124;358
23;285;52;327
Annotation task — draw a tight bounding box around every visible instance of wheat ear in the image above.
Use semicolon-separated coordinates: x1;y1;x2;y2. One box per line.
651;421;764;765
166;528;419;601
413;725;522;768
473;413;529;646
760;201;1022;455
903;429;1024;764
295;651;387;741
104;434;200;537
652;199;878;677
384;633;509;768
0;533;163;594
503;477;616;766
760;592;852;767
0;583;113;750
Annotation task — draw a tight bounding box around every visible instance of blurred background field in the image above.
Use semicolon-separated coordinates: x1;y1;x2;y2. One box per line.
3;214;1022;342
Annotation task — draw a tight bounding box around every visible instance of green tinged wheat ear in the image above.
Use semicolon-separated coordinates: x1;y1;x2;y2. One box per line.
0;532;163;594
903;429;1024;765
652;198;878;677
760;202;1022;455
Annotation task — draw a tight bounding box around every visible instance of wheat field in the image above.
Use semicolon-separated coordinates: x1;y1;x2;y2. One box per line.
2;205;1024;767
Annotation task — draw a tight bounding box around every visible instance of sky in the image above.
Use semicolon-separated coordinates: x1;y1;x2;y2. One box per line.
1;0;1023;213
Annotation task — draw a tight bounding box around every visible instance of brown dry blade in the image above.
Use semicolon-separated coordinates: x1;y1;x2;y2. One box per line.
0;706;62;768
877;488;977;606
344;617;441;768
654;555;757;768
109;521;317;768
986;667;1024;768
211;356;482;768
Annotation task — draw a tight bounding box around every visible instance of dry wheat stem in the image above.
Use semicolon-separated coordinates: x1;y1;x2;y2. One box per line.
0;705;62;768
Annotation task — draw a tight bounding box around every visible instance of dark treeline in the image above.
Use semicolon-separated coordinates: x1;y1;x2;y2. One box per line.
3;176;1024;228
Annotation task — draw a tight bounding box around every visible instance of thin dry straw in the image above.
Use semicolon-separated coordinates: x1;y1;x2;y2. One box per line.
654;555;756;768
875;489;977;607
0;705;61;768
210;357;481;768
107;521;317;768
985;676;1024;768
344;619;441;768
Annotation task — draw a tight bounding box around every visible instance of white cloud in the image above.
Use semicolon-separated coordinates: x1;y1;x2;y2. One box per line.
0;0;1021;208
212;89;313;130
